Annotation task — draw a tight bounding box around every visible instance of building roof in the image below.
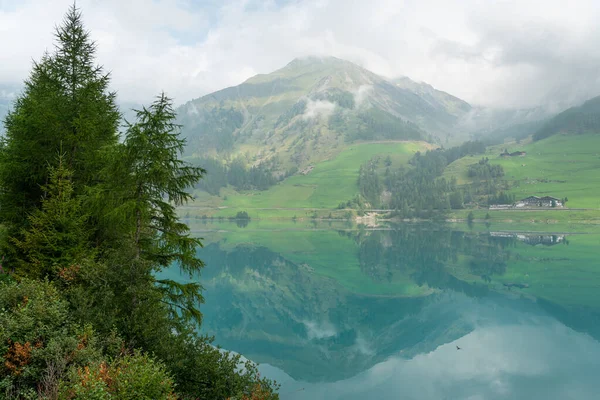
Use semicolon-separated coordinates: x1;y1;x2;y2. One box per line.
519;196;561;202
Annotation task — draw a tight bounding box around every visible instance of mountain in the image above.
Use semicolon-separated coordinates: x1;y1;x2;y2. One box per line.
392;76;471;119
391;77;554;144
533;95;600;141
456;106;554;143
176;56;473;172
478;119;549;145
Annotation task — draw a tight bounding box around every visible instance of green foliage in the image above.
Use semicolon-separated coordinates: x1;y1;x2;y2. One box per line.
0;6;281;400
358;160;381;207
274;99;307;128
232;211;251;220
379;141;486;215
343;108;424;142
488;192;516;205
215;142;424;213
467;158;504;179
313;89;355;109
13;157;92;279
179;105;244;154
449;191;464;209
534;96;600;141
89;93;206;335
0;5;119;234
58;351;176;400
116;93;205;272
467;211;475;222
0;279;105;399
226;158;280;191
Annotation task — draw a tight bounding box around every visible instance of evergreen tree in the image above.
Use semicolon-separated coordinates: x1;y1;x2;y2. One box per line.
0;6;279;399
99;93;206;334
0;5;119;245
13;156;92;279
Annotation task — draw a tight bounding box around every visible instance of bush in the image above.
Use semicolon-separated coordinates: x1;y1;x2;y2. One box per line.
233;211;251;220
58;351;176;400
0;279;104;399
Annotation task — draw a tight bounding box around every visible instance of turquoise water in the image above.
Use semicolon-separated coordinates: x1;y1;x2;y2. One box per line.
166;222;600;399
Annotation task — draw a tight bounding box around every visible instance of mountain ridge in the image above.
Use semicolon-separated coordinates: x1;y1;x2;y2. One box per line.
176;56;473;173
533;95;600;141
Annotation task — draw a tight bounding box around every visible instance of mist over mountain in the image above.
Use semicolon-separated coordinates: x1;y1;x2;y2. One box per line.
532;95;600;141
175;56;558;171
176;56;455;170
2;57;596;149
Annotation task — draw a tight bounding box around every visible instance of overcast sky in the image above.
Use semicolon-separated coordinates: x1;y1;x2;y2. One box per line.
2;0;600;108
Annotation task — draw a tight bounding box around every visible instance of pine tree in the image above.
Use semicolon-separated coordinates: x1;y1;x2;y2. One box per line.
0;5;119;240
13;155;92;279
100;93;206;329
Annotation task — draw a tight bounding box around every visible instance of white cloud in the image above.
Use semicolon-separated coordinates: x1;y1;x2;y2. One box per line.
302;99;336;120
303;319;337;340
263;316;600;400
2;0;600;108
353;85;373;108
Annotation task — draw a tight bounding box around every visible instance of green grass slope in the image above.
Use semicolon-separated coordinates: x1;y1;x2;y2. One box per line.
444;134;600;209
188;141;431;218
533;95;600;141
176;57;471;173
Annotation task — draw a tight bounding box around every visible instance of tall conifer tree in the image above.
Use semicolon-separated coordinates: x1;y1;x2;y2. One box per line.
13;155;91;279
98;93;206;333
0;5;119;239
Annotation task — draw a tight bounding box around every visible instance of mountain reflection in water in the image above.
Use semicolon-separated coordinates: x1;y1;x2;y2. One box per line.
163;223;600;399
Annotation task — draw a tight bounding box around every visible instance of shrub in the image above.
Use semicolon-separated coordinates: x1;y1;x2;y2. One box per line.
58;351;176;400
0;279;103;399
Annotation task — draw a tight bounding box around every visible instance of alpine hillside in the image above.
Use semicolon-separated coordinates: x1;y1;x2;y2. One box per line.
533;95;600;141
177;56;471;173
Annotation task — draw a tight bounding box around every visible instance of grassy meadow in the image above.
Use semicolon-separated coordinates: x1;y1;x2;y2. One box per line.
187;141;430;218
185;133;600;225
445;134;600;209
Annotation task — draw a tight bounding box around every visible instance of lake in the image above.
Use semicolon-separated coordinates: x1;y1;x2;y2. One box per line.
164;221;600;400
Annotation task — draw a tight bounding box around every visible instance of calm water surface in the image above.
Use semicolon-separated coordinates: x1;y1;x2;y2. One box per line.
166;221;600;400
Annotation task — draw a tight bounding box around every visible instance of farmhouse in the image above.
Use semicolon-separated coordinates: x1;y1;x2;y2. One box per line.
514;196;563;208
500;150;527;157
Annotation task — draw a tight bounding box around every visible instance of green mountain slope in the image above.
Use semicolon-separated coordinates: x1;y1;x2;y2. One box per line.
176;57;472;172
444;133;600;209
186;140;433;218
393;76;471;119
533;96;600;141
457;106;554;144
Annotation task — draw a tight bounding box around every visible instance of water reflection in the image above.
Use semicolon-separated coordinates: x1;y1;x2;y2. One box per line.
168;223;600;399
265;310;600;400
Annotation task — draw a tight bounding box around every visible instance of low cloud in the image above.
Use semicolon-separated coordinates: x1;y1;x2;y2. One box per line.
353;84;373;108
302;99;336;121
303;320;337;340
3;0;600;109
185;102;201;117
